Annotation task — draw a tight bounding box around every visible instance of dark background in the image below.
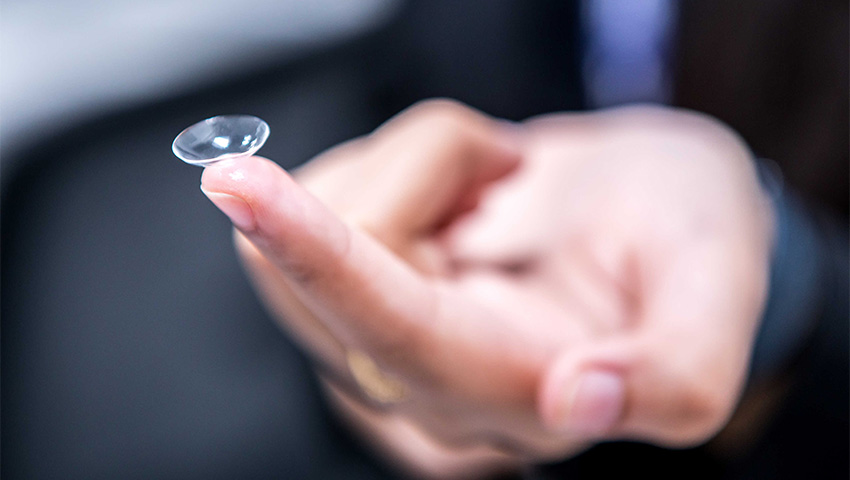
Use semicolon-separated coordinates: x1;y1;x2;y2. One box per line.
2;1;847;479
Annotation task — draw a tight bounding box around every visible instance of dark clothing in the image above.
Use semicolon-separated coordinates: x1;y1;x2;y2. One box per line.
2;1;847;479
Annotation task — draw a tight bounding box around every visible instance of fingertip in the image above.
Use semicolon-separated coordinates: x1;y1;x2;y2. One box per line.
200;156;311;238
200;156;287;202
200;157;275;234
201;154;355;289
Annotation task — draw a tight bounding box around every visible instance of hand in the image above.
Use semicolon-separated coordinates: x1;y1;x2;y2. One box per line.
198;100;773;478
200;100;596;478
447;106;775;446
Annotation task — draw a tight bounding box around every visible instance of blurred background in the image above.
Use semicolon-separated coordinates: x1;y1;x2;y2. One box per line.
2;1;847;479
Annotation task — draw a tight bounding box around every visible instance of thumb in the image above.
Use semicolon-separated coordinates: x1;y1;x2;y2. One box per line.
538;333;740;447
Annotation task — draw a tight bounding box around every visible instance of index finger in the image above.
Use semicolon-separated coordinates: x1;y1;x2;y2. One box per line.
201;156;438;363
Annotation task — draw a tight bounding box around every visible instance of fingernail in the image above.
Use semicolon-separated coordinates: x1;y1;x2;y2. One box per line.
558;369;624;435
202;189;255;231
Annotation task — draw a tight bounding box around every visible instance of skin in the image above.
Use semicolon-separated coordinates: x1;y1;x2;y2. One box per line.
199;100;774;478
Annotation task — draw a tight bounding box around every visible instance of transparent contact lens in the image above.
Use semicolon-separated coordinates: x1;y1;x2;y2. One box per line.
172;115;270;166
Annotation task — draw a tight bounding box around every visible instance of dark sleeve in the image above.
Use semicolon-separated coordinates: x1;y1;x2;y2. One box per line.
748;159;839;382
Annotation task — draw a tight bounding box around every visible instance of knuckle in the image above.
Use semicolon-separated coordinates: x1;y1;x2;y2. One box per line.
683;380;730;427
666;375;735;446
407;98;470;119
369;289;442;379
403;99;473;138
341;211;382;239
278;256;324;286
640;335;741;447
274;221;353;289
369;320;430;366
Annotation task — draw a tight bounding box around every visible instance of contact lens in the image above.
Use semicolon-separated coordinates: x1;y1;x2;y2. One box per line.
172;115;269;166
